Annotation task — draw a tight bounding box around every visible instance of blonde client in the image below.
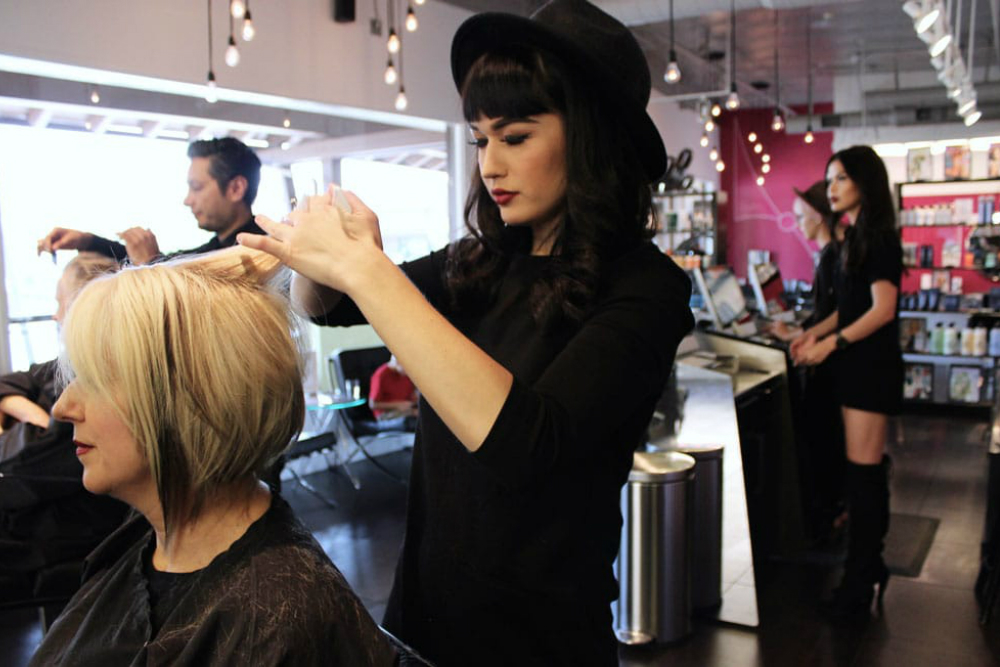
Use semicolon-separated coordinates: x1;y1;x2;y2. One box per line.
30;247;395;666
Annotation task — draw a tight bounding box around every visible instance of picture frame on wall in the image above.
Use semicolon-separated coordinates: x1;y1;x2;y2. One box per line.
903;363;934;401
945;145;972;180
932;269;951;292
948;364;983;404
907;147;933;182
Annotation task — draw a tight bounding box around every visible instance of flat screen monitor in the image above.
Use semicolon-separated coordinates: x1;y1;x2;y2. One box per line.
693;266;750;330
748;261;787;316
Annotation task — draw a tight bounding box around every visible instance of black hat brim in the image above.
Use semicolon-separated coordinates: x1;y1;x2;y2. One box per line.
451;12;667;182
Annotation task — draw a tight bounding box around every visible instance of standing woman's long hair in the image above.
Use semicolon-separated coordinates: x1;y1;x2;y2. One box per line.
827;145;898;273
446;45;655;328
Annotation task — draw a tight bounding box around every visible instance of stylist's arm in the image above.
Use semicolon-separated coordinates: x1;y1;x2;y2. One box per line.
239;186;512;452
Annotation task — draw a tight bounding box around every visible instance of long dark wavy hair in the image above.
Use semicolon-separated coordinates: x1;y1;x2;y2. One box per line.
445;45;656;328
826;145;898;274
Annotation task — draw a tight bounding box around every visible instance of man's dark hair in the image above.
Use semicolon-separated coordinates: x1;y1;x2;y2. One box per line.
187;137;262;207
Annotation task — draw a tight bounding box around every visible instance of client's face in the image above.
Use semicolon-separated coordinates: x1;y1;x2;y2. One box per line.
53;380;153;506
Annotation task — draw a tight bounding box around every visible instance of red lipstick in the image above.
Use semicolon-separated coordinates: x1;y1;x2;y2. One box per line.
492;189;516;205
74;440;94;457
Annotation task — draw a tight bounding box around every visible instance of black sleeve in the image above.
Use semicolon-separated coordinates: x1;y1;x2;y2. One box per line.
474;252;694;483
0;360;58;408
82;235;129;263
864;235;903;287
309;247;451;327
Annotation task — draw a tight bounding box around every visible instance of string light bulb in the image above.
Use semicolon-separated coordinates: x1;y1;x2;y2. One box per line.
756;176;765;186
395;86;408;111
700;133;709;147
711;103;722;117
771;109;785;131
762;154;771;163
387;29;400;54
709;146;719;162
405;5;418;32
762;163;771;174
205;71;218;104
704;119;715;133
230;0;246;19
754;143;763;154
242;10;255;41
748;132;757;143
225;36;240;67
384;58;398;85
715;160;726;172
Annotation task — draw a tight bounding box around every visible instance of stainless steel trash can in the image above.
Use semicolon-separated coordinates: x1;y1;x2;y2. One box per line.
673;444;724;611
615;450;696;645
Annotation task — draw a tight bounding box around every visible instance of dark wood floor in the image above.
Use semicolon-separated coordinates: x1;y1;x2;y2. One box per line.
3;411;999;666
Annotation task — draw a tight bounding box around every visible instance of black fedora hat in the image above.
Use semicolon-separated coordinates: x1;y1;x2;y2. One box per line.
450;0;667;182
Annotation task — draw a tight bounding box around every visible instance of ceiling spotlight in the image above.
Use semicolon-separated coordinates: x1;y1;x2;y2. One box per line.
964;109;983;126
748;132;758;143
700;133;709;147
915;4;942;34
709;147;719;162
958;96;977;116
930;32;952;58
711;103;722;118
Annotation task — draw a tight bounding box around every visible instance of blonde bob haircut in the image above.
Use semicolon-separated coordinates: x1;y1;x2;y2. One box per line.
59;246;304;532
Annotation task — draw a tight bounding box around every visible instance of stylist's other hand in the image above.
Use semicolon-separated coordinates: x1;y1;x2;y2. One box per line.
118;227;161;265
789;331;814;362
794;335;835;366
37;227;93;255
239;185;383;293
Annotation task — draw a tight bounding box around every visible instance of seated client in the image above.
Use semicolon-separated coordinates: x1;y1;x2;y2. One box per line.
30;246;396;666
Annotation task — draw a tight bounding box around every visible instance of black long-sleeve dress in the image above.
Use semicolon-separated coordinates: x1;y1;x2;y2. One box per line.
315;241;694;666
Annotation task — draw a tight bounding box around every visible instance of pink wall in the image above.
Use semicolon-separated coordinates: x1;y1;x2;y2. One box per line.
718;106;834;283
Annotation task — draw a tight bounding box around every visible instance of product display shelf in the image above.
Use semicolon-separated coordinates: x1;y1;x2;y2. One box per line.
899;309;998;407
653;189;719;266
898;179;1000;294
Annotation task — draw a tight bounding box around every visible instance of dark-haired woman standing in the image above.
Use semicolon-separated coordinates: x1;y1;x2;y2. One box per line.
792;145;902;618
242;1;694;664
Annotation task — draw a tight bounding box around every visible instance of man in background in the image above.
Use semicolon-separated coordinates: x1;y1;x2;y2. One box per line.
37;137;263;264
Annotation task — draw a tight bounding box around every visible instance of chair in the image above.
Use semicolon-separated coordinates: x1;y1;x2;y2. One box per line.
328;347;414;485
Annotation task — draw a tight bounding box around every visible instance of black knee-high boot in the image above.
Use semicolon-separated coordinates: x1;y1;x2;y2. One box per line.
824;456;891;618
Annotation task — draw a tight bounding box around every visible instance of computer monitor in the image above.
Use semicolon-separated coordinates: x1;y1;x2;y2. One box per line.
692;265;751;331
748;261;788;317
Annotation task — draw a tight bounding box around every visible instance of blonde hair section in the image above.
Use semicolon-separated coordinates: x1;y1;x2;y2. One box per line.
63;252;120;290
59;246;305;532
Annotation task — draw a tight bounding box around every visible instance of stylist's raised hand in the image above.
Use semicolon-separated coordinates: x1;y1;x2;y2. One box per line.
238;185;383;293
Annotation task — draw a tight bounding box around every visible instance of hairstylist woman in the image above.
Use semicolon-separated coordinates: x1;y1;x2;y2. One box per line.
791;145;902;618
240;2;694;664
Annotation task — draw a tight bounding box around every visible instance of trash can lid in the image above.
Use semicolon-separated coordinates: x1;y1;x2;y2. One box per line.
629;450;696;483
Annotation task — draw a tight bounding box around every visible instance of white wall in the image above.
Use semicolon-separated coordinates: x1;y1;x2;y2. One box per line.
647;94;721;187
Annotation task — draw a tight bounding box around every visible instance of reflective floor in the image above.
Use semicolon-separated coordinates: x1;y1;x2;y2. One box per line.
3;410;999;666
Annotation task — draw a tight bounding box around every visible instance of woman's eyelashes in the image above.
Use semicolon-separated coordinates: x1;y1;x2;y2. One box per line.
467;134;530;148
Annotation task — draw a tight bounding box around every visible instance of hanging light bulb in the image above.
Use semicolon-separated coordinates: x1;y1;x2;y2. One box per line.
715;160;726;172
665;53;681;84
230;0;246;19
762;154;771;163
804;126;815;144
771;109;785;132
205;71;218;104
225;36;240;67
395;86;408;111
725;83;740;111
756;176;765;186
709;146;719;162
711;103;722;118
754;143;763;154
762;163;771;174
242;10;255;41
700;133;709;147
282;114;291;128
405;6;418;32
415;0;425;4
704;119;716;133
747;132;757;143
89;86;100;104
384;58;398;85
388;29;400;54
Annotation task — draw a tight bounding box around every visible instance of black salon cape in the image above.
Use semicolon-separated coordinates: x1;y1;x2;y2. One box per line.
315;242;694;666
29;494;396;666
